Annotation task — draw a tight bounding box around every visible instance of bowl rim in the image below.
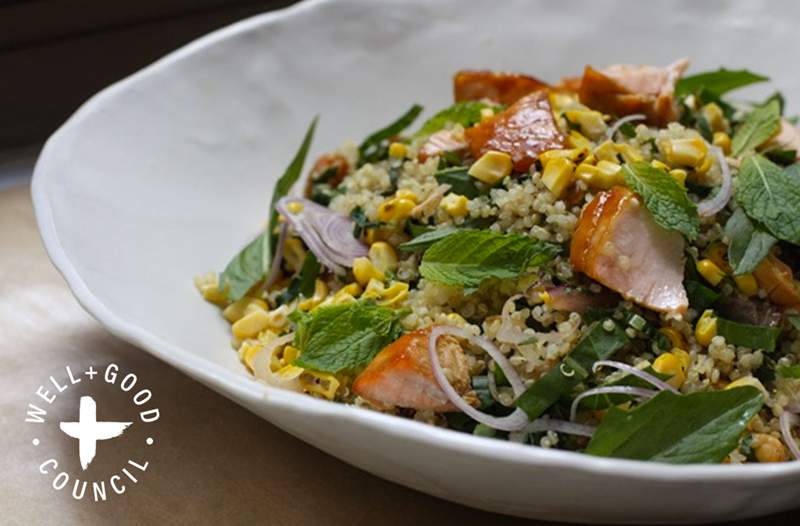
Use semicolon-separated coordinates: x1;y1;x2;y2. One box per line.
30;0;800;483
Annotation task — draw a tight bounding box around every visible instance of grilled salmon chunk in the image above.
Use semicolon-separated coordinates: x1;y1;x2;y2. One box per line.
454;70;550;105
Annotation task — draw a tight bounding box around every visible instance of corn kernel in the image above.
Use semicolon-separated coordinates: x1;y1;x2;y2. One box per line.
669;168;688;186
659;327;687;350
479;107;495;123
282;345;300;365
377;198;415;222
695;154;714;176
566;130;592;150
565;110;607;138
340;282;362;297
352;257;385;286
673;348;691;370
653;352;686;389
704;243;731;273
697;259;726;286
223;297;268;323
298;279;329;311
301;371;340;400
713;131;731;155
283;237;307;273
701;103;726;133
541;157;575;198
264;305;290;332
378;281;409;307
575;161;623;190
468;150;513;185
548;92;578;112
695;309;718;347
238;341;262;373
726;376;768;397
539;148;588;167
395;189;418;203
734;274;759;297
194;272;227;304
388;142;407;159
615;143;644;163
752;433;787;463
650;159;670;172
368;242;399;273
439;193;469;217
232;309;271;340
445;312;468;327
594;141;619;163
662;138;708;167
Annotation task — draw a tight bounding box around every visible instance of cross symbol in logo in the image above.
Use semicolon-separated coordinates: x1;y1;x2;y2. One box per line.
59;396;132;470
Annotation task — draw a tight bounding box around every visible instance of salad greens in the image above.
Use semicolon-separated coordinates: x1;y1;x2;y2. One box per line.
434;166;485;198
675;68;768;99
731;100;781;156
716;318;781;353
736;155;800;245
414;101;492;138
359;104;423;166
724;208;777;275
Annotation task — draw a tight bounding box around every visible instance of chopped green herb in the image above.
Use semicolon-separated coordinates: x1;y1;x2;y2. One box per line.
622;162;700;239
434;167;485;198
777;365;800;379
618;121;637;138
764;149;798;166
220;118;317;301
675;68;768;99
787;314;800;332
350;206;382;238
685;280;720;312
724;208;777;275
398;226;464;252
419;230;560;293
359;104;423;166
716;318;781;353
731;99;781;156
736;154;800;245
586;387;763;463
414;101;491;138
297;252;320;298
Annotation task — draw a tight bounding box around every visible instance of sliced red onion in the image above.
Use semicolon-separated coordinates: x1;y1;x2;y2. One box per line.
696;145;732;218
428;325;529;431
526;418;596;437
265;222;288;289
607;114;646;140
486;361;513;407
593;360;680;394
780;410;800;461
497;294;530;345
275;197;368;274
569;386;658;421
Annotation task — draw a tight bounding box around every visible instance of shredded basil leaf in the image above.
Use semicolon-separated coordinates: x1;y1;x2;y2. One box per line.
724;208;777;275
297;252;320;298
675;68;768;99
434;167;485;198
716;317;781;353
358;104;423;166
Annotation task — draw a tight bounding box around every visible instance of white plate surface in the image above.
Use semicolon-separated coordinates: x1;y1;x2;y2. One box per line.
32;0;800;522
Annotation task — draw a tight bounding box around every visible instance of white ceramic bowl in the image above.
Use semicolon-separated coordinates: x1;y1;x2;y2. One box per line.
32;0;800;522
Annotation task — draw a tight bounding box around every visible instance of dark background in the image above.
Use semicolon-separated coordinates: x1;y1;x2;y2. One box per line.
0;0;296;148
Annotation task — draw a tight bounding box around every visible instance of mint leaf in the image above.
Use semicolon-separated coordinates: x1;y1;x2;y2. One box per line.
736;155;800;244
292;301;406;374
586;387;763;463
220;118;317;300
675;68;768;99
419;230;560;293
622;162;700;239
359;104;423;166
724;208;777;275
414;101;490;138
731;99;781;156
434;167;484;198
716;318;781;353
398;226;464;253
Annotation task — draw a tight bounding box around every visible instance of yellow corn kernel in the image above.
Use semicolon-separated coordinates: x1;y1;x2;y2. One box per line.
541;157;575;198
479;107;495;123
321;290;356;307
301;371;340;400
194;272;227;305
575;161;623;190
440;193;470;217
695;309;718;347
445;312;468;327
669;168;688;187
539;148;588;167
388;142;407;159
232;309;271;340
615;143;644;163
701;103;726;133
238;341;263;373
298;279;329;311
378;281;409;307
594;141;619;163
395;189;418;203
286;200;304;214
369;241;399;273
713;131;731;155
653;352;686;389
725;376;768;397
734;274;759;297
352;257;385;286
673;348;691;370
548;92;578;112
650;159;671;172
659;327;687;350
283;237;307;273
377;197;415;223
752;433;787;463
695;154;714;176
663;138;709;168
538;290;552;305
704;243;731;273
565;110;607;138
340;282;362;297
282;345;300;365
266;306;291;332
697;258;726;286
468;150;513;185
244;300;267;317
361;278;385;299
223;297;268;323
566;130;593;150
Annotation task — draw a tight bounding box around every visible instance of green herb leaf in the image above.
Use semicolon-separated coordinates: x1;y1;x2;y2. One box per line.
675;68;768;99
622;162;700;239
716;317;781;352
292;300;406;374
398;226;464;252
618;121;637;138
359;104;423;166
434;167;484;198
297;252;320;298
788;314;800;331
685;280;720;312
724;208;778;275
736;155;800;245
585;387;763;463
414;101;490;138
350;206;382;238
777;365;800;379
731;100;781;156
220;118;317;300
764;149;798;166
515;321;628;419
419;231;560;293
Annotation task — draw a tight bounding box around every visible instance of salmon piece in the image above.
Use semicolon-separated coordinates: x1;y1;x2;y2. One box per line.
352;327;471;412
465;91;565;172
765;119;800;160
578;59;689;126
753;254;800;309
570;186;688;313
418;129;467;162
454;70;550;105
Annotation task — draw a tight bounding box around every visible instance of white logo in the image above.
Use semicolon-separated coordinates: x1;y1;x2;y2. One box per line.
25;363;160;502
59;396;132;470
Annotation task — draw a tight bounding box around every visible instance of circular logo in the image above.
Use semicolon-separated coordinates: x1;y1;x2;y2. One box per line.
24;363;160;502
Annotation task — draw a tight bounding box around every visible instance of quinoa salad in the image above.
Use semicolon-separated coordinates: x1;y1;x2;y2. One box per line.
195;60;800;464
